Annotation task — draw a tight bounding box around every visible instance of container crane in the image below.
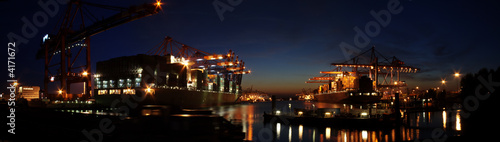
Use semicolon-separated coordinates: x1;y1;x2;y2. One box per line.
305;46;418;99
147;36;251;93
37;0;163;99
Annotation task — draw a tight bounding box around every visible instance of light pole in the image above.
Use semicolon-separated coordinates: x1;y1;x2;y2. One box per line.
454;72;460;93
440;79;446;91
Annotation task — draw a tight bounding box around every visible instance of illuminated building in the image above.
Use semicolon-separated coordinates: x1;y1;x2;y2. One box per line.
18;86;41;101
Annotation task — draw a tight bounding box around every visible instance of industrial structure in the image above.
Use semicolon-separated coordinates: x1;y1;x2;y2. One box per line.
94;37;250;107
37;0;163;100
305;47;419;103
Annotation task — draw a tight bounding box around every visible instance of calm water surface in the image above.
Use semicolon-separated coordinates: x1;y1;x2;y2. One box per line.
209;101;462;142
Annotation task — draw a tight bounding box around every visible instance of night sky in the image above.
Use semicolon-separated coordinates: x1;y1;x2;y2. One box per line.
2;0;500;96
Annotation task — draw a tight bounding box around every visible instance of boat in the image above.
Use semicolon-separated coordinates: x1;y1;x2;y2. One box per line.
313;75;382;104
237;88;270;103
304;47;419;104
263;106;398;128
93;53;248;108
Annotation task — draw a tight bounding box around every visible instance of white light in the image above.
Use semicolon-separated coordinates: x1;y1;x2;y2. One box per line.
362;130;368;140
326;127;331;140
361;112;368;116
276;123;281;139
42;34;49;43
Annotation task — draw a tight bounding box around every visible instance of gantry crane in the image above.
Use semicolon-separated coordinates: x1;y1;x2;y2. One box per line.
147;36;251;92
330;46;418;88
306;46;418;92
37;0;163;99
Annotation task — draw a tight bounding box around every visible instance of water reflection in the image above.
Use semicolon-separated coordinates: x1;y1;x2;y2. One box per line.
456;110;461;131
210;101;462;142
299;125;303;141
325;127;331;141
443;110;447;129
276;123;281;139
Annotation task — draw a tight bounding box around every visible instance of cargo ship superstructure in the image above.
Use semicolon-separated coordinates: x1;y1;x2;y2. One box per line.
93;37;250;108
305;47;418;103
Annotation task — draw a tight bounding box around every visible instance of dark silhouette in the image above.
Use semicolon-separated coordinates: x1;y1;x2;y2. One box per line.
458;67;500;141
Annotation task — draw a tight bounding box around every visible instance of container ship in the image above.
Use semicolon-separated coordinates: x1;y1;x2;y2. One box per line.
305;47;418;103
312;74;382;104
93;37;250;108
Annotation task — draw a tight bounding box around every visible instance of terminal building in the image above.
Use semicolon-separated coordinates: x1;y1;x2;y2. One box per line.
18;86;41;101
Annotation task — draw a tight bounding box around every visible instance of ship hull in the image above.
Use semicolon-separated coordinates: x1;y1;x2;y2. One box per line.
315;92;382;104
315;92;349;103
95;89;239;108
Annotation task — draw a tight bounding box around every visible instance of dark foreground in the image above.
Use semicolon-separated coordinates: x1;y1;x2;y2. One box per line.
1;105;244;142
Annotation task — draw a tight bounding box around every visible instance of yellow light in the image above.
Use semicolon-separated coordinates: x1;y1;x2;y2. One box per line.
181;60;190;66
13;82;18;86
325;127;331;140
146;87;152;93
443;110;447;129
299;125;303;141
441;80;446;84
298;111;303;115
454;72;460;77
456;112;461;131
155;0;163;7
58;90;63;94
325;112;332;117
82;71;88;76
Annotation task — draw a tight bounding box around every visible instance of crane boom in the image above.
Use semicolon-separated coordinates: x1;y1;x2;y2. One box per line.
69;3;159;44
37;2;160;58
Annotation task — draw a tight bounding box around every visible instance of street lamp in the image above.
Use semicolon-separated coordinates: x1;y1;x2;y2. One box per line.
441;79;446;85
454;72;460;92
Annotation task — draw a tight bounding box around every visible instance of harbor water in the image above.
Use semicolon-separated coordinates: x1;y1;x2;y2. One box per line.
209;100;462;142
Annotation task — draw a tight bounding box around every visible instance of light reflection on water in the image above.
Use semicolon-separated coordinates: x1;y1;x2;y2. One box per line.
210;101;462;142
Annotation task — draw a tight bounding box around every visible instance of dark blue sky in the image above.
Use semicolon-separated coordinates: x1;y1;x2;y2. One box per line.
2;0;500;95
